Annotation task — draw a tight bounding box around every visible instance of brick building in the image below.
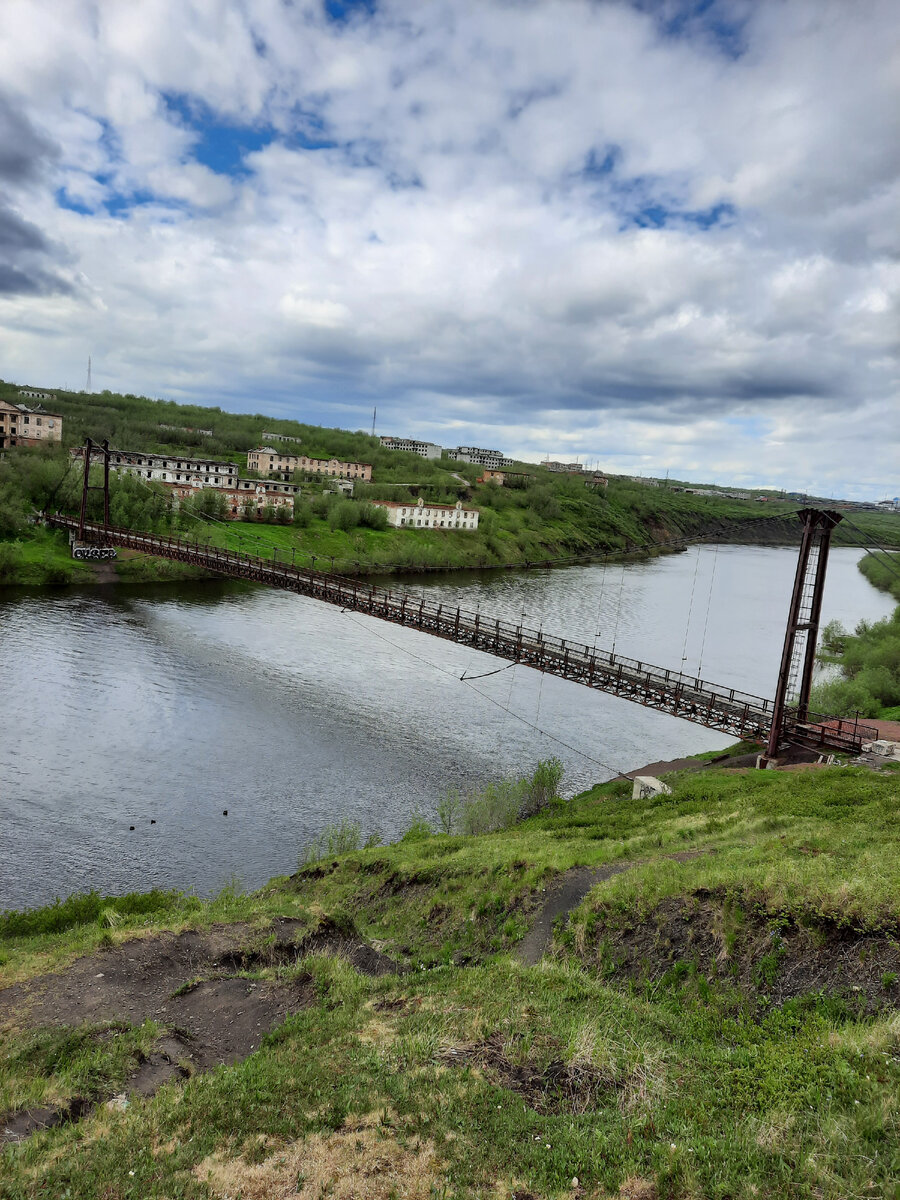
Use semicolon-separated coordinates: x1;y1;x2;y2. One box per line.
0;399;63;449
247;446;372;481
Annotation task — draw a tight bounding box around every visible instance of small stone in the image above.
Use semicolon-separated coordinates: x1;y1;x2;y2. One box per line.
572;1177;579;1187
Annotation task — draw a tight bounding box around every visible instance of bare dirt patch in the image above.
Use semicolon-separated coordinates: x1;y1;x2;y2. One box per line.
442;1032;621;1116
580;891;900;1013
1;1097;93;1145
195;1111;440;1200
0;914;400;1139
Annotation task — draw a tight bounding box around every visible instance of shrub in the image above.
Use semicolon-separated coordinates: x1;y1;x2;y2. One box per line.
358;502;388;531
436;758;566;836
329;500;359;532
0;540;23;582
460;778;524;834
400;816;433;843
0;889;182;940
298;819;362;867
519;756;565;819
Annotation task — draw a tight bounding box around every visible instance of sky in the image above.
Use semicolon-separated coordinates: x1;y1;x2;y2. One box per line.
0;0;897;499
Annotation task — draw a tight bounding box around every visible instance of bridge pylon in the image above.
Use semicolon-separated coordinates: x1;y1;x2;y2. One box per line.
765;507;843;762
78;437;111;541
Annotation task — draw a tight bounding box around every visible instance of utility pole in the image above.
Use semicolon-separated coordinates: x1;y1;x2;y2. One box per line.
85;356;92;393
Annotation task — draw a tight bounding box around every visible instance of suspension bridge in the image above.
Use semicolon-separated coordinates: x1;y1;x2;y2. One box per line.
44;443;884;761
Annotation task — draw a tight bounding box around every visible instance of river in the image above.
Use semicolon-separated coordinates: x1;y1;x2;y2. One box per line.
0;545;893;911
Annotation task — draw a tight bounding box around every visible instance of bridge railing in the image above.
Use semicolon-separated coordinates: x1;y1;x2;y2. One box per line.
52;515;775;721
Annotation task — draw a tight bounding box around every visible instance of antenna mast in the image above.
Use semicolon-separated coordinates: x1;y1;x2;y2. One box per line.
85;356;92;393
371;406;376;438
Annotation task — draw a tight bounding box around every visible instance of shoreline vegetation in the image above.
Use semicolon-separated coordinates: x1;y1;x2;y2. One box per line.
3;759;900;1196
2;378;899;589
810;550;900;720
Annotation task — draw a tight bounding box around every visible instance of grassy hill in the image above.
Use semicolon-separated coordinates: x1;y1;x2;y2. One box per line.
1;378;898;586
2;762;899;1197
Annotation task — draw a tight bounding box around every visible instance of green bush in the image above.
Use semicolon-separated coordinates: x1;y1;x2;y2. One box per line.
293;501;313;528
298;819;362;867
358;502;388;531
519;756;565;819
329;500;360;532
0;888;183;940
0;540;23;581
460;779;524;834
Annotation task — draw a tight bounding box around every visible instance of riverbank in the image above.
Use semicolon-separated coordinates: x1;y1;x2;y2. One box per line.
2;508;896;591
2;763;899;1197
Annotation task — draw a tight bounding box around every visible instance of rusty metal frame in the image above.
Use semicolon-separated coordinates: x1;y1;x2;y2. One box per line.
765;508;844;760
77;438;110;540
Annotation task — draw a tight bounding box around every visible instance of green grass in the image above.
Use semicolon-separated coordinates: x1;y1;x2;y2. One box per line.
3;767;900;1198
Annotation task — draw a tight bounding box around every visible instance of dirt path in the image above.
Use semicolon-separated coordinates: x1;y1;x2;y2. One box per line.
515;852;708;966
515;865;634;965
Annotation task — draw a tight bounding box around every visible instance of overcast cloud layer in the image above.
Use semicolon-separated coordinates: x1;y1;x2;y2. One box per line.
0;0;897;497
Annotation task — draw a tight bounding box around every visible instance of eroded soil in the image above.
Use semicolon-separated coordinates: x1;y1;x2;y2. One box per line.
578;891;900;1013
0;915;403;1142
442;1032;621;1116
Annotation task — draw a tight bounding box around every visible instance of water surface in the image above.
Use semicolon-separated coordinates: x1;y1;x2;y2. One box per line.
0;546;892;910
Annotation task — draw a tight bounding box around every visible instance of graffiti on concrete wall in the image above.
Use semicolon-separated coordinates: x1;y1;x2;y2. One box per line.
72;544;118;561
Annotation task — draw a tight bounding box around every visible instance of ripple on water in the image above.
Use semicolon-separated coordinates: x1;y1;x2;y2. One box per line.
0;548;893;910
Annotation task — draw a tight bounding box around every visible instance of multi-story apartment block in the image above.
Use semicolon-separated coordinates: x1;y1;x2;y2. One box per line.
444;445;513;469
261;430;302;445
18;389;56;404
169;479;298;518
0;399;63;449
541;460;583;473
379;436;443;459
73;447;239;488
371;497;479;530
247;446;372;481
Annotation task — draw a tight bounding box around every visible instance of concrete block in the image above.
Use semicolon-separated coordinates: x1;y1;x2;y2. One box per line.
632;776;673;800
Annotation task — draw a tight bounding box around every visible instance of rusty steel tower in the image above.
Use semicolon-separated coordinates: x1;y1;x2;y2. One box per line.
765;508;843;760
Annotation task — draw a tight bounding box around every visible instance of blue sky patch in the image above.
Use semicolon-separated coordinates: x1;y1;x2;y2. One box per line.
324;0;376;25
162;92;274;176
55;187;93;216
638;0;749;60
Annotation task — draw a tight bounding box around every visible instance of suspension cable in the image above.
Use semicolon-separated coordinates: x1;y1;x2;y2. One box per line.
681;545;702;668
697;541;719;677
839;517;900;584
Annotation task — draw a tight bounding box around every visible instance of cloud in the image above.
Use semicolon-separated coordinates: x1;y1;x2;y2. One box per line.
0;90;73;295
0;0;896;496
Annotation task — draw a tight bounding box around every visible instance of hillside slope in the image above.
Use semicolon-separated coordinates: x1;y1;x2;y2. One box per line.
2;764;899;1198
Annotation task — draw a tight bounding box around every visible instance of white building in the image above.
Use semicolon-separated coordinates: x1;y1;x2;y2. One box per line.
542;460;583;473
380;436;443;459
18;388;57;404
261;430;303;445
372;497;479;530
73;447;239;488
444;445;512;469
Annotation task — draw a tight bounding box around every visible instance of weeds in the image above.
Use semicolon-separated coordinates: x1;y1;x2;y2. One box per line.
298;820;364;867
435;758;566;836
